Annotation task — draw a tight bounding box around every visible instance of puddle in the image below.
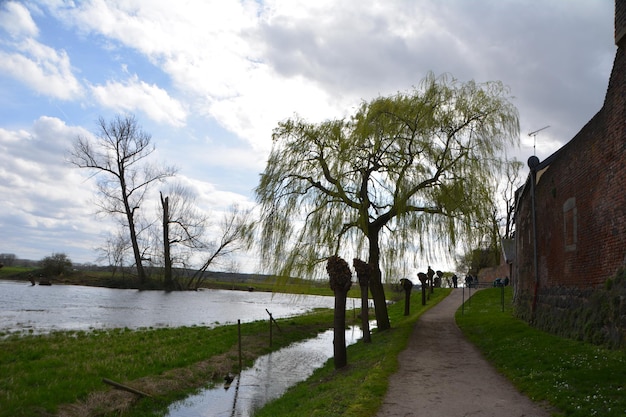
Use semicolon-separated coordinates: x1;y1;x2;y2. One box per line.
166;325;366;417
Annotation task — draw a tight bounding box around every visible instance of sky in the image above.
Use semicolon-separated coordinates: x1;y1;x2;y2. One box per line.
0;0;617;274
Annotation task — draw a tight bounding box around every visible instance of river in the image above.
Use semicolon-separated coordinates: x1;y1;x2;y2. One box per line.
0;280;344;335
166;325;364;417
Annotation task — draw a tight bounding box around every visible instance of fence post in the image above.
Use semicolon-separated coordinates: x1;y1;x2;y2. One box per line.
238;320;242;372
265;309;273;347
462;286;465;315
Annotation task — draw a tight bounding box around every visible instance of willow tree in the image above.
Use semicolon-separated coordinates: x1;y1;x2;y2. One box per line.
255;73;519;330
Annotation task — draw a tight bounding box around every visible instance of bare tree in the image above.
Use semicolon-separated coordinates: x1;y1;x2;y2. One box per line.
159;182;207;289
0;253;16;267
502;158;524;239
69;114;176;284
183;205;254;290
96;228;131;279
460;157;523;273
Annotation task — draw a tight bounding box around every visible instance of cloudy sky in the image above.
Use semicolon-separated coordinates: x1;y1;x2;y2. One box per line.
0;0;617;272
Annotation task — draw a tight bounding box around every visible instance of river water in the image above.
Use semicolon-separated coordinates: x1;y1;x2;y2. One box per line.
0;280;341;335
166;326;364;417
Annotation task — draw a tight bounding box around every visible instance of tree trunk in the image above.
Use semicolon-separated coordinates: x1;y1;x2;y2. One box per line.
359;283;371;343
404;289;411;315
401;278;413;316
353;258;372;343
367;229;390;330
125;204;146;284
161;193;173;290
327;255;352;369
418;273;428;306
333;288;348;369
120;170;146;285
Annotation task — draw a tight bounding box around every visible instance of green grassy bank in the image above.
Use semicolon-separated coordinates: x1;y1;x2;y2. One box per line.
0;308;343;417
456;287;626;417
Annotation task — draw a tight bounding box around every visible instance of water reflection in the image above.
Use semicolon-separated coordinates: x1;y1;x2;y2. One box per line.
0;280;340;335
166;326;363;417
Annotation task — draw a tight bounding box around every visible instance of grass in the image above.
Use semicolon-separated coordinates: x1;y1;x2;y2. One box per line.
0;266;33;277
254;289;451;417
0;308;342;417
456;287;626;417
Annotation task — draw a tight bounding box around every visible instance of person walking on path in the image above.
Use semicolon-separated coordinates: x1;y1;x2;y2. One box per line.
376;288;553;417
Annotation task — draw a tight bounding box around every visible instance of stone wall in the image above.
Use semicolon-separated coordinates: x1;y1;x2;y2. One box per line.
516;267;626;349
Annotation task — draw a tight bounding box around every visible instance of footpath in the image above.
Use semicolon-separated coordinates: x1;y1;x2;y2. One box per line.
376;288;555;417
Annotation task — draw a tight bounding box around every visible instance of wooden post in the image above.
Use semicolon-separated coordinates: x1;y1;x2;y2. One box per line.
102;378;151;397
238;319;242;372
265;309;272;347
265;309;281;332
266;309;281;347
462;286;465;315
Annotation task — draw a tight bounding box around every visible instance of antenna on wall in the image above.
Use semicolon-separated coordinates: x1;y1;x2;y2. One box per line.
528;125;550;155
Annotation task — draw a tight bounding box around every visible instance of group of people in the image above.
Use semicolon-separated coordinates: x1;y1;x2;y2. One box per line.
414;268;508;289
449;274;478;288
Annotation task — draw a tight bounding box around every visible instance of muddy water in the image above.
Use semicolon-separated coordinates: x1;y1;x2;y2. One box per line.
166;326;364;417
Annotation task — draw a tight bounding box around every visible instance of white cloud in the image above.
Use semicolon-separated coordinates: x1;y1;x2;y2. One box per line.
0;117;110;263
42;0;339;149
173;175;253;214
0;2;83;101
0;116;89;198
0;1;39;38
0;42;83;100
50;0;261;95
90;75;187;127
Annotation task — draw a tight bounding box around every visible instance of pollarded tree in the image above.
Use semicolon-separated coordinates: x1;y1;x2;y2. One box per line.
327;255;353;369
255;73;519;330
70;114;177;284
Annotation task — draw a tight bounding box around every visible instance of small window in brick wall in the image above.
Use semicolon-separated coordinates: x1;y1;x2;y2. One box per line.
563;197;577;251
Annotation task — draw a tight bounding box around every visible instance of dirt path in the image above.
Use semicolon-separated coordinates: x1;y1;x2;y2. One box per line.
376;288;554;417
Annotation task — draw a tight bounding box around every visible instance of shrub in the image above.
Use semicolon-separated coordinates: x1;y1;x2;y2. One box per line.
40;253;73;276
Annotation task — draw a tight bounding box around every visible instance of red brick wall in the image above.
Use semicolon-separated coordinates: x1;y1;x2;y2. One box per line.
478;261;510;284
514;45;626;294
616;0;626;46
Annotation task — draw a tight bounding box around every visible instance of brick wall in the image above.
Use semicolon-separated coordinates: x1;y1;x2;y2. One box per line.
477;261;510;284
617;0;626;46
514;13;626;318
